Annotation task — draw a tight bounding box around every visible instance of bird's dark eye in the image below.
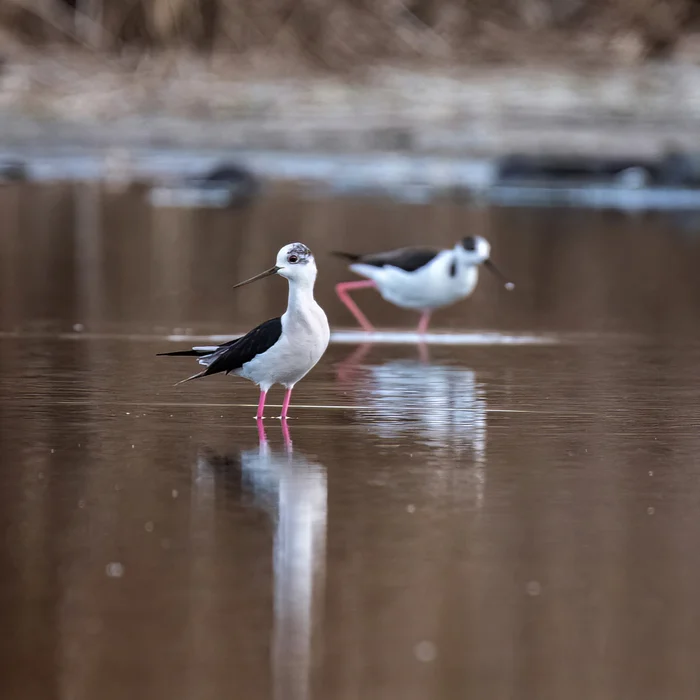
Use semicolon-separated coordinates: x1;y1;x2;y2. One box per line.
288;254;299;263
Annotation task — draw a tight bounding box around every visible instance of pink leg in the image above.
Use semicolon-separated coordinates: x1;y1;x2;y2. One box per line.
256;417;267;444
336;342;373;384
256;389;267;419
281;417;292;451
335;280;377;332
418;341;429;364
417;311;431;336
281;387;293;420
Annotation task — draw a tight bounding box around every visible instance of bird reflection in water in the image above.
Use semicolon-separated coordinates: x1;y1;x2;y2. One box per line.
194;421;327;700
336;342;488;501
336;340;429;384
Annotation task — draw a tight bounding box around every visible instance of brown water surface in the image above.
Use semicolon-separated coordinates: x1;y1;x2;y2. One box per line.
2;183;700;700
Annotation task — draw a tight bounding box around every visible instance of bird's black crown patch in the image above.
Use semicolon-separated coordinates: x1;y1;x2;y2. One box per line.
461;236;477;251
287;243;312;264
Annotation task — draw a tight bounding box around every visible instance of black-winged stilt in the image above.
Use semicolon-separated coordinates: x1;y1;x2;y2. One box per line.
158;243;330;419
332;235;514;335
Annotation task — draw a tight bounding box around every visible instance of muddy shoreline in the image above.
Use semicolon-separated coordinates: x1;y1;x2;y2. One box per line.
2;54;700;161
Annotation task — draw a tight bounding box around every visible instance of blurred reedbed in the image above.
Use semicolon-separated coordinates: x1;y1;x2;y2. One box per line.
2;0;700;68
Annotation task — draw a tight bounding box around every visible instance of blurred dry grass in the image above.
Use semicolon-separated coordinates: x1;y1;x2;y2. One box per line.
1;0;700;68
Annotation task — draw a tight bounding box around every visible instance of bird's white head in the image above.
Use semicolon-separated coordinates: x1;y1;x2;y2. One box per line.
232;242;318;291
275;243;317;285
456;235;491;263
456;236;515;290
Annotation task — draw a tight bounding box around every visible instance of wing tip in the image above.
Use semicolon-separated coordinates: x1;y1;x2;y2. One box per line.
157;350;198;357
174;371;205;386
331;251;360;262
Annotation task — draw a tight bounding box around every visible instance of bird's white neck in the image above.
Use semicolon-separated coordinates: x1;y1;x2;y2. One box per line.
286;278;318;318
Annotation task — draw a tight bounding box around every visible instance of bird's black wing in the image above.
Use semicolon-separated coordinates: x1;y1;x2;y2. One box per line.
332;247;440;273
161;317;282;384
202;317;282;375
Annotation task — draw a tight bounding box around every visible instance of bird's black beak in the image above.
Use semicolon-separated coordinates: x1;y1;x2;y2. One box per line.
232;265;281;290
483;259;515;290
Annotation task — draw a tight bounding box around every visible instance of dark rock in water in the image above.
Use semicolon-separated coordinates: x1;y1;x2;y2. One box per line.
186;162;260;205
497;151;700;188
658;150;700;187
0;160;28;183
496;154;664;185
148;162;261;209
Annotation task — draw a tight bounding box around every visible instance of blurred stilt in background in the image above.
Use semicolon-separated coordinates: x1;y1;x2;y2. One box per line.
333;236;513;335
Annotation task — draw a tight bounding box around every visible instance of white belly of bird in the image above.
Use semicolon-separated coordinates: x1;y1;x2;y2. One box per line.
237;306;330;391
351;254;479;311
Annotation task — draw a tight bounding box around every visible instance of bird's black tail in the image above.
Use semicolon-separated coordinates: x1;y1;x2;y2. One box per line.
331;251;361;262
157;346;219;386
157;349;208;357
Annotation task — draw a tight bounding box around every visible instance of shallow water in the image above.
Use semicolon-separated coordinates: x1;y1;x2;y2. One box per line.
2;183;700;699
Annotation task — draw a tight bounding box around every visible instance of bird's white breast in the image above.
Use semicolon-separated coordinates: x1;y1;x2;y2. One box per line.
351;251;479;311
237;301;330;391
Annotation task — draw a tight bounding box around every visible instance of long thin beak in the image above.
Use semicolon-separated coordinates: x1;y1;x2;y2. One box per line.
232;265;281;290
483;259;515;290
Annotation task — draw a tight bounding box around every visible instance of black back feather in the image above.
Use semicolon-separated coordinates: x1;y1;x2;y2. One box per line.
333;247;439;273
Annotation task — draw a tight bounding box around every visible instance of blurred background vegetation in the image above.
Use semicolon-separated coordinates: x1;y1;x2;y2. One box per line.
2;0;700;67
